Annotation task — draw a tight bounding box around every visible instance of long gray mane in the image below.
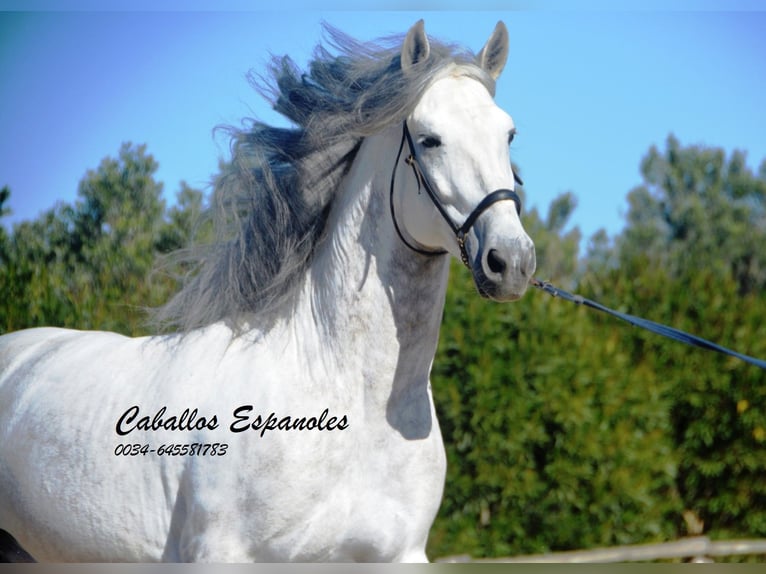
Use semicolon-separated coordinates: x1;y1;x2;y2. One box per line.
155;24;495;333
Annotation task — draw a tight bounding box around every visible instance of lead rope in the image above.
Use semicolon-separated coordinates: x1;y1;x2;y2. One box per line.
391;124;763;368
531;278;766;370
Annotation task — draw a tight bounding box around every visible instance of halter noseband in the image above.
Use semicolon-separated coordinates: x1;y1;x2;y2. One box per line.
389;122;524;268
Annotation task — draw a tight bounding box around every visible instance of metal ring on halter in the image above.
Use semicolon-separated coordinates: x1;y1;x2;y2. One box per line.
389;121;524;268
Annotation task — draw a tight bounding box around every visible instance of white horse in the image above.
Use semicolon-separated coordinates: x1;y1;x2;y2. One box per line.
0;20;535;562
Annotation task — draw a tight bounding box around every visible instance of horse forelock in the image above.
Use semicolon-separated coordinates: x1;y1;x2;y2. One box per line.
154;23;495;334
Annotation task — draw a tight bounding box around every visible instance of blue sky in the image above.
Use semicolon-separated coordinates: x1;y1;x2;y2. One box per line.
2;4;765;252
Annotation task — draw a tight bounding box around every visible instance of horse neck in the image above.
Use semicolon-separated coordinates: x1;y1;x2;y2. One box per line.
301;128;451;428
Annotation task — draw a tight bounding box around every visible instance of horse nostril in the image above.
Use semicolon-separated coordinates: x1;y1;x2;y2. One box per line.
486;249;506;275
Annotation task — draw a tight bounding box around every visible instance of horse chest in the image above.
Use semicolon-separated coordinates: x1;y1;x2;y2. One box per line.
273;425;445;561
178;410;446;561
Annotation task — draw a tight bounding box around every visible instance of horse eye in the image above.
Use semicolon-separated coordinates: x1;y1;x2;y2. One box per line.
508;131;516;145
420;136;442;149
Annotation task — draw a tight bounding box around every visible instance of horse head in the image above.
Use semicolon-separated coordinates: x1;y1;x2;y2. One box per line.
391;20;536;301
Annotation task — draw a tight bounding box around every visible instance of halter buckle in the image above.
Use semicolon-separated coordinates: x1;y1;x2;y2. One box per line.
456;231;470;268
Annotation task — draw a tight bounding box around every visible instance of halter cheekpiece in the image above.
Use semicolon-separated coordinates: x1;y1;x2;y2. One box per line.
389;121;524;268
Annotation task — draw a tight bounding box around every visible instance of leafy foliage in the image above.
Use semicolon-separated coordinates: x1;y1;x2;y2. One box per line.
1;137;764;560
0;143;209;336
429;203;680;557
428;136;766;559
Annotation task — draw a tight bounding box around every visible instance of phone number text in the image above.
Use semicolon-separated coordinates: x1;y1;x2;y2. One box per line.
114;443;228;457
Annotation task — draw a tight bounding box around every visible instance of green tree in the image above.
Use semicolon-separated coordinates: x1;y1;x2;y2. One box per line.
603;136;766;541
429;137;766;560
69;142;167;332
0;144;206;335
156;182;209;254
619;135;766;294
428;195;680;559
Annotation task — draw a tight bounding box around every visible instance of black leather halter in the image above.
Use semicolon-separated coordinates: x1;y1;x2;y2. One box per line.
389;122;524;268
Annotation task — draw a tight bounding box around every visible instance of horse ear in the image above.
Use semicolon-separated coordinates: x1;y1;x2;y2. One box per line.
476;21;509;80
401;19;430;73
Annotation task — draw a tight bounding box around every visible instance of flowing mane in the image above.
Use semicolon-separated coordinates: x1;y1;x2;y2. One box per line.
155;24;496;332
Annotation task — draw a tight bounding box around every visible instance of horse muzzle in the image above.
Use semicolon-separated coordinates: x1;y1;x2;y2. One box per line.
471;233;536;301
